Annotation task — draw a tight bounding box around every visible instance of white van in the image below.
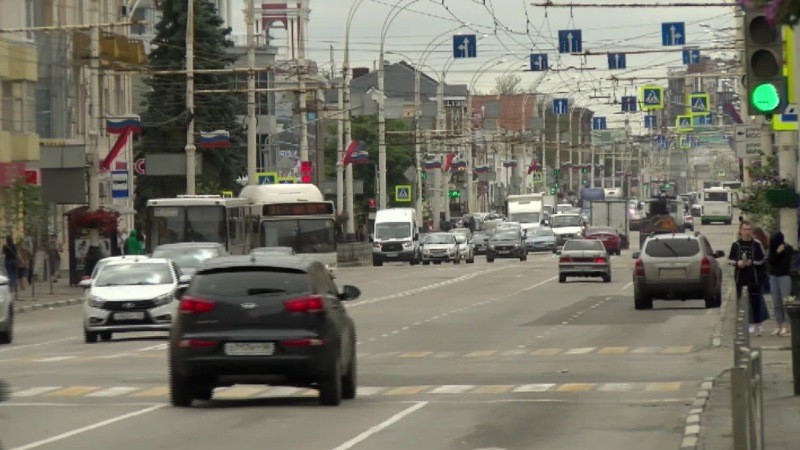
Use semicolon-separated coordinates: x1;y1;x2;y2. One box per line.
372;208;421;266
700;187;733;225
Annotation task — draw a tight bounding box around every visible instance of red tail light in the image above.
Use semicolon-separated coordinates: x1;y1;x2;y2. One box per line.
700;257;710;275
283;295;323;313
179;296;214;314
593;257;607;264
178;339;215;348
634;259;645;276
559;257;571;263
281;338;325;347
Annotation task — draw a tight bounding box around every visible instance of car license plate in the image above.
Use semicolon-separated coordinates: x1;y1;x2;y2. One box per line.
224;342;275;356
660;268;685;277
114;312;145;321
499;250;510;254
386;252;399;257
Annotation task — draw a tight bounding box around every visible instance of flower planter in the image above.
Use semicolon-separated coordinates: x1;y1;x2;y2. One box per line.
764;188;799;208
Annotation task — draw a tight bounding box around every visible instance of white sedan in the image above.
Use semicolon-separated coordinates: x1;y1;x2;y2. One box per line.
80;258;190;343
0;275;13;344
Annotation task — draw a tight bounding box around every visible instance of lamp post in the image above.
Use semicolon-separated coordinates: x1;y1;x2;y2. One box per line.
342;0;366;240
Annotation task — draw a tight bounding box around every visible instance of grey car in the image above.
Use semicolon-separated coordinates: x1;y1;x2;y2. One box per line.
152;242;229;276
557;239;611;283
632;233;724;310
421;233;460;265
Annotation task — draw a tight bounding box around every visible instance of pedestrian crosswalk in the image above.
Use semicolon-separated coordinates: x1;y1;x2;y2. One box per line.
7;381;696;400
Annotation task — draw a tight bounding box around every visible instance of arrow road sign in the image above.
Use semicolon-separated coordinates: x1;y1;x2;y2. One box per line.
682;48;700;64
395;185;411;202
529;53;548;71
592;117;607;130
453;34;477;58
558;29;582;54
621;96;637;113
734;124;764;158
643;115;657;129
607;53;626;70
552;98;568;115
661;22;685;46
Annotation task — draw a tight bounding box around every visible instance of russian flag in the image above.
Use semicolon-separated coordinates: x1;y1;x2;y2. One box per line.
423;159;441;169
473;165;490;174
198;130;230;149
349;151;369;164
502;160;517;168
342;141;366;165
106;115;141;134
527;159;541;174
451;159;466;170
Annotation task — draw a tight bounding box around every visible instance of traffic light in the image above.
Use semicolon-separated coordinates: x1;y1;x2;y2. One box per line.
448;189;460;198
420;170;426;181
580;167;587;174
744;11;786;115
299;161;312;183
367;198;376;210
552;168;560;176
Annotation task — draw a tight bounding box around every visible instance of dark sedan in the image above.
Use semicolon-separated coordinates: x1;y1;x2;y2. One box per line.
472;232;490;254
557;239;611;283
486;230;527;263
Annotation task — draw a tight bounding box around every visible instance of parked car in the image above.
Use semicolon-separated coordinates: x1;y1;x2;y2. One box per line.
0;275;13;344
151;242;229;276
525;227;557;252
584;226;622;255
168;255;361;407
421;233;460;265
486;229;527;263
632;233;724;310
80;258;190;343
557;239;611;283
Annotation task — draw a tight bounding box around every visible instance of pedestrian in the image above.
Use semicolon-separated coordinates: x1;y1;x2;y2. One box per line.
16;240;32;292
728;220;769;335
767;231;793;337
47;235;62;282
2;236;18;293
753;227;771;293
124;229;144;255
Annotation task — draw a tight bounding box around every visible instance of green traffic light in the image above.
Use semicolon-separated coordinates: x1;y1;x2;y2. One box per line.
750;82;780;113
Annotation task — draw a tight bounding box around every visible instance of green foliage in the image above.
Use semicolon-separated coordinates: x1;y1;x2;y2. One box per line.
739;187;776;232
3;181;50;241
134;0;245;211
493;73;522;95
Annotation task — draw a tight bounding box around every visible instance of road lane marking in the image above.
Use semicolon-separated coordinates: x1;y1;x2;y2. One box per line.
472;385;514;394
430;385;476;394
598;347;629;354
597;383;635;392
35;356;76;363
555;383;596;392
44;387;99;397
330;401;428;450
632;347;661;354
513;384;555;392
213;386;270;398
500;349;528;356
645;382;682;392
128;387;169;397
531;348;561;356
9;404;165;450
399;352;433;358
260;387;302;397
86;387;140;397
465;350;497;357
356;387;387;396
564;347;596;355
662;346;694;354
383;386;431;396
0;337;75;354
12;387;61;397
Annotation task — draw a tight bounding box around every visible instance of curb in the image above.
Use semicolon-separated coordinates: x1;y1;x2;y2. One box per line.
14;298;83;314
711;283;735;348
679;374;724;449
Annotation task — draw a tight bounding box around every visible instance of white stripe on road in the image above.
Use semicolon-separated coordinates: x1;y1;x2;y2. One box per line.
513;384;555;392
35;356;76;363
86;387;140;397
429;385;476;394
356;387;386;396
0;337;76;354
259;387;302;397
564;347;596;355
597;383;635;392
12;387;62;397
330;401;428;450
9;404;165;450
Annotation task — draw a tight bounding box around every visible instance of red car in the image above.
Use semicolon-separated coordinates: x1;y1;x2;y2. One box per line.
584;226;622;255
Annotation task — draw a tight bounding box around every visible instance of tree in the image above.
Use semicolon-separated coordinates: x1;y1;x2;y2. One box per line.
493;73;522;95
134;0;245;213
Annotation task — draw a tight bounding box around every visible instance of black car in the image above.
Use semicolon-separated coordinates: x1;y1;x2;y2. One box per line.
486;229;527;262
168;255;361;407
471;232;490;254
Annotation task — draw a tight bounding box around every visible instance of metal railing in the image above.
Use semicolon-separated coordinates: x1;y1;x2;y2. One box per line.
731;285;765;450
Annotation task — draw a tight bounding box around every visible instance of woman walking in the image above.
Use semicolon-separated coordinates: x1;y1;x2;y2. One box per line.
767;231;793;336
16;241;32;292
728;220;769;335
2;237;18;293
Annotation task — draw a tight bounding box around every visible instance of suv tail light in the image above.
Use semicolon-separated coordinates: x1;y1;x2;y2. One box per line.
634;259;645;276
700;257;710;275
559;256;571;263
283;295;323;313
179;296;214;314
593;256;607;264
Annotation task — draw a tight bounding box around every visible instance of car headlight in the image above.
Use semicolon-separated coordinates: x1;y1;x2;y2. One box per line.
488;245;495;250
88;296;106;308
152;293;174;307
403;241;413;248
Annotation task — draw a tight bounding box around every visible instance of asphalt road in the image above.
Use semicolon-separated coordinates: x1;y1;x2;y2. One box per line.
0;223;737;450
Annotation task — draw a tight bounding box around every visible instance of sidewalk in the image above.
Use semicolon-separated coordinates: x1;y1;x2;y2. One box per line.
697;295;800;449
12;279;84;313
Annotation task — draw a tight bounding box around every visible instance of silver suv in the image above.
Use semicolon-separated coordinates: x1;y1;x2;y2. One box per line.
632;233;725;310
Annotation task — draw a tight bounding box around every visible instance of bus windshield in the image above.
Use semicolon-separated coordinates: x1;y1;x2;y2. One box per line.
260;219;336;254
704;191;729;202
148;205;225;248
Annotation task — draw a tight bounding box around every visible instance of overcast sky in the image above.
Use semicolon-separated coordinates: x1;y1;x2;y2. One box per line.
229;0;736;128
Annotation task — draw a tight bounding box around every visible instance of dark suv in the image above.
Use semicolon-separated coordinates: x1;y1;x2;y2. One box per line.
486;229;527;262
169;255;361;407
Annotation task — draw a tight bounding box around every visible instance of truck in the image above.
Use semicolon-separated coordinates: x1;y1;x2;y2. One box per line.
372;208;421;266
578;188;605;209
638;193;686;248
504;193;544;225
588;200;630;250
542;195;556;217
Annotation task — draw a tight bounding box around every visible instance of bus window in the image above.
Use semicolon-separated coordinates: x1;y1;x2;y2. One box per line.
150;206;184;247
186;206;226;243
704;191;729;202
297;220;336;254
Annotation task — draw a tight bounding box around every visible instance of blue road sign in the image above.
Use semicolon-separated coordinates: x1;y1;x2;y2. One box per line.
592;117;607;130
552;98;568;115
682;48;700;64
692;113;712;126
653;135;668;149
558;29;582;54
643;115;657;129
661;22;685;46
607;53;626;70
111;170;129;199
621;96;637;113
453;34;477;58
529;53;548;71
641;87;662;109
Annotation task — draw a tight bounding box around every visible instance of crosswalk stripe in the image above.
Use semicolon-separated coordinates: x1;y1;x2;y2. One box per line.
500;349;528;356
513;384;555;392
12;387;61;397
662;346;694;354
597;347;629;354
213;386;270;398
430;385;476;394
87;387;140;397
35;356;76;363
597;383;635;392
555;383;596;392
531;348;562;356
564;347;596;355
129;387;169;397
260;387;302;397
645;382;682;392
632;347;661;354
45;387;100;397
472;385;514;394
465;350;497;357
355;387;386;396
399;352;433;358
383;386;431;395
432;352;459;358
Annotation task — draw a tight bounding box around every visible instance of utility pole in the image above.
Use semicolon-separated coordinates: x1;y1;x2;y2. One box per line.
185;0;196;194
541;101;547;191
246;0;257;185
336;82;344;215
413;67;423;224
297;0;309;167
377;59;387;209
88;0;101;247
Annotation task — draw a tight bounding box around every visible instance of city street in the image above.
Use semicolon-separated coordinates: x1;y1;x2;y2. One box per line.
0;224;736;450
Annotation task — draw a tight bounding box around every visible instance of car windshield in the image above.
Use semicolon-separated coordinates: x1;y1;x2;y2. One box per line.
645;239;701;257
492;232;519;241
375;222;411;239
529;228;555;237
563;240;605;251
472;233;488;241
191;269;310;297
152;247;220;270
425;234;455;244
251;247;294;256
95;263;173;286
551;216;581;227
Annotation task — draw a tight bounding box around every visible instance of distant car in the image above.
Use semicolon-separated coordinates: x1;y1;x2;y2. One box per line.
471;232;490;254
168;255;361;407
452;232;475;263
486;229;527;263
632;233;724;310
250;247;296;256
0;275;13;344
496;222;522;231
684;215;694;231
584;226;622;255
80;258;190;343
525;227;557;252
84;255;151;281
421;233;460;265
557;239;611;283
152;242;228;276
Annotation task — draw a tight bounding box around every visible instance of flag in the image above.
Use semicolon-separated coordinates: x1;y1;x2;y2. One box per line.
451;159;466;170
349;151;369;165
473;165;490;174
100;128;132;171
527;158;541;174
197;130;230;149
422;159;441;169
106;115;141;134
342;140;366;165
442;153;456;172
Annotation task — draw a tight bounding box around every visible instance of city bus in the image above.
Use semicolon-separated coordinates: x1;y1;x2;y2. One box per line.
239;184;338;268
700;187;733;225
145;195;255;254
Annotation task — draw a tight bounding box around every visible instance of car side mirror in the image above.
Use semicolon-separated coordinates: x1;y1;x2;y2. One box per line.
339;285;361;301
78;279;92;289
713;250;725;258
179;274;192;285
631;252;640;259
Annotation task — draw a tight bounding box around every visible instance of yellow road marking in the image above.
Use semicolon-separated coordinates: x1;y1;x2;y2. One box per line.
129;387;169;397
662;346;693;354
471;385;514;394
465;350;498;357
399;352;433;358
214;386;269;398
383;386;431;395
45;387;100;397
531;348;561;356
555;383;596;392
645;382;682;392
597;347;629;354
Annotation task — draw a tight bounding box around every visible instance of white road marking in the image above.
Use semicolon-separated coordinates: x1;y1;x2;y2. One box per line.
513;384;555;392
0;337;76;354
35;356;76;363
12;387;61;397
597;383;635;392
9;404;165;450
356;387;386;396
330;401;428;450
430;385;476;394
260;387;302;397
564;347;596;355
86;387;140;397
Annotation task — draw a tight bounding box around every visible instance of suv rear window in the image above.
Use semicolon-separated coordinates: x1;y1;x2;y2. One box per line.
645;239;700;257
191;269;310;297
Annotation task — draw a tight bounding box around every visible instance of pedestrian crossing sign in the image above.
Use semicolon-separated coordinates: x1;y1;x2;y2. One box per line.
688;93;709;113
532;172;541;181
395;185;411;202
638;85;664;110
256;171;278;184
675;115;693;133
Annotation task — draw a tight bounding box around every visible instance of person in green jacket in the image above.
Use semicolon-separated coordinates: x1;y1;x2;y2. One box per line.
124;230;143;255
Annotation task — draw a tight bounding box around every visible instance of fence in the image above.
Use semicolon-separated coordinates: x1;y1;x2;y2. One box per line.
731;285;764;450
336;242;372;267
